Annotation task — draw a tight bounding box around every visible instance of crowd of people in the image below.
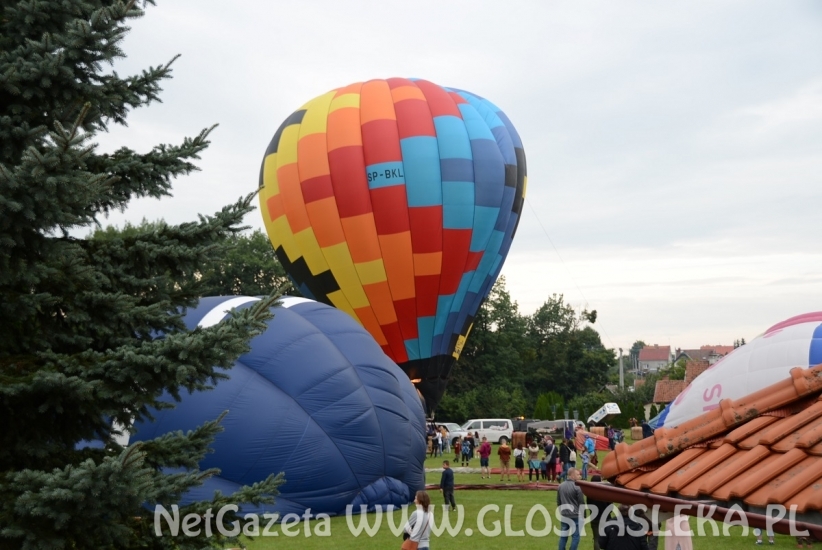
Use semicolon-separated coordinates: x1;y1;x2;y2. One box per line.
429;426;600;484
426;423;450;457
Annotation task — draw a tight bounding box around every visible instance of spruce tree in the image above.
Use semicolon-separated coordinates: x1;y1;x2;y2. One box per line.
197;229;291;296
0;1;283;548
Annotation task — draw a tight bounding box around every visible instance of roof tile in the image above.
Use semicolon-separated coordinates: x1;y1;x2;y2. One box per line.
684;360;709;383
665;443;737;493
748;456;822;507
713;452;787;500
787;479;822;512
796;423;822;449
723;415;778;444
639;345;670;362
652;379;687;403
646;447;707;494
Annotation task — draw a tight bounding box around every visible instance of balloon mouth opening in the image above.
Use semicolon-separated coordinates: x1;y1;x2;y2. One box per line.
400;355;456;416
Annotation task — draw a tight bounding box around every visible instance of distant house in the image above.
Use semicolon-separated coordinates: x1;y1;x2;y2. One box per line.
674;345;734;365
684;359;710;382
652;359;711;405
652;379;687;404
638;344;672;373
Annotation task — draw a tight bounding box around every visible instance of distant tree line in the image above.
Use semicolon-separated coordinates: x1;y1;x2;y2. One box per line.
432;279;617;422
107;227;623;423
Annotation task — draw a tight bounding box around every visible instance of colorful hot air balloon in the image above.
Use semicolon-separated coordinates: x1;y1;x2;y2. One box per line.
657;312;822;428
258;78;526;412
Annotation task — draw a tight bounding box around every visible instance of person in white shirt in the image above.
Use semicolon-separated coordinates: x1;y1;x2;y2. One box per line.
403;490;432;549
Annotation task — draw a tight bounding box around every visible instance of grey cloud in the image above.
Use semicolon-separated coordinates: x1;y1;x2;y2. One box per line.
91;0;822;348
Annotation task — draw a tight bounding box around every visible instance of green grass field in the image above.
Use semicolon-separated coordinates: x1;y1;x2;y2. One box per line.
241;488;800;550
238;442;802;550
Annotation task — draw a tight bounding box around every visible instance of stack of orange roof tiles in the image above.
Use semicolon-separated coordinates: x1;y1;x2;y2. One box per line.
602;363;822;513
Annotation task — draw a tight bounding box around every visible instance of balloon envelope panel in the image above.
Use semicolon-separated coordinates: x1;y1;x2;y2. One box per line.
258;78;526;410
131;296;426;516
658;312;822;428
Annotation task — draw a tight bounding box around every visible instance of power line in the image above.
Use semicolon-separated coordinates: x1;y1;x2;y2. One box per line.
524;197;617;349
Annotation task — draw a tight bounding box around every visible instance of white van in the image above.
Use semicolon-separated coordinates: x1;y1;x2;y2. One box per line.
459;418;514;444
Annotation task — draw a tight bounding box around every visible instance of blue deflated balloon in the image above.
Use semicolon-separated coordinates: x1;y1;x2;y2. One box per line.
131;296;426;516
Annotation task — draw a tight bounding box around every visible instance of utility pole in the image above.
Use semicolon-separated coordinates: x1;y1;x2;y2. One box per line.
619;347;624;390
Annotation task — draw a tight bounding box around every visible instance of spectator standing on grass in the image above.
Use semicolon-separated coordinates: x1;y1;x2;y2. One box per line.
439;460;456;512
441;425;451;454
544;437;558;483
513;443;526;481
403;491;432;549
527;440;541;482
540;453;549;480
498;440;511;481
559;438;573;481
584;433;596;455
557;467;585;550
453;435;461;462
433;429;442;457
460;437;472;467
478;437;492;479
580;434;594;480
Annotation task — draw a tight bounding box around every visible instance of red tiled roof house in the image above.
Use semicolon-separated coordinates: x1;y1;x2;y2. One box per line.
638;345;671;374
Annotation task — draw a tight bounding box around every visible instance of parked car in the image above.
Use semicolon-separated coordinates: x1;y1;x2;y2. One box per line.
459;418;514;444
439;423;467;446
433;422;467;447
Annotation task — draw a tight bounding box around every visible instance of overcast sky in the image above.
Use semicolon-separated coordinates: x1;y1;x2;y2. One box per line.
97;0;822;352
